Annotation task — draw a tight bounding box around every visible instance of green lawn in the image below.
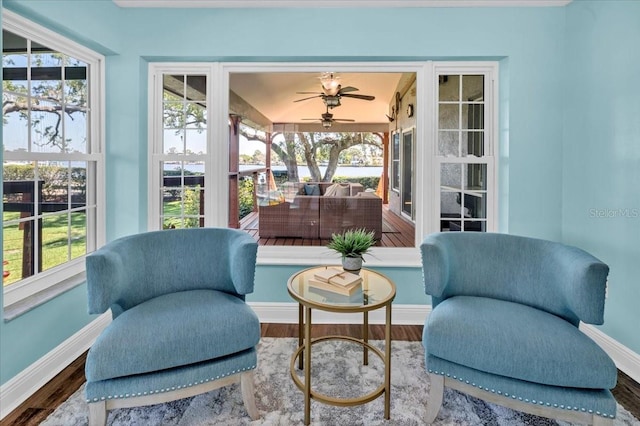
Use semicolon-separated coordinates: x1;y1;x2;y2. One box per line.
3;211;86;287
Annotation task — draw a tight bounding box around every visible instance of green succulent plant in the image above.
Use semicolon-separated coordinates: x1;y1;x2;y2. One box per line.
327;228;376;259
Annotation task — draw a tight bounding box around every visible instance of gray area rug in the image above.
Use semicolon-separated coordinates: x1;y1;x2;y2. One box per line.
42;337;639;425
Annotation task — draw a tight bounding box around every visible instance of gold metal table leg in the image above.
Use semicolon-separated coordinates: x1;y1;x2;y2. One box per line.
304;306;312;425
384;303;392;419
363;310;369;365
298;303;304;370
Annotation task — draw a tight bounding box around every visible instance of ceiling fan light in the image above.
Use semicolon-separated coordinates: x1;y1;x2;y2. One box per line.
325;96;341;108
322;120;332;128
321;73;341;96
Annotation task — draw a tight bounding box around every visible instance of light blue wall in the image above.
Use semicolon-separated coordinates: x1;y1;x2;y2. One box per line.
5;0;628;386
562;1;640;354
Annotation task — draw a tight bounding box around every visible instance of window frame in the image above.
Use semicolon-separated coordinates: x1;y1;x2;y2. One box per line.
2;10;106;310
434;63;498;233
148;61;498;267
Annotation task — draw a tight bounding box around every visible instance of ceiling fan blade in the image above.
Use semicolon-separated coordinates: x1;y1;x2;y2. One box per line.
333;118;355;122
338;86;359;94
341;93;375;101
294;95;323;103
302;118;320;121
296;91;324;95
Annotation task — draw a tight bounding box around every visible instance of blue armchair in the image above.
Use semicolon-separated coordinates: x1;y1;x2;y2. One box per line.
84;228;260;425
420;232;617;425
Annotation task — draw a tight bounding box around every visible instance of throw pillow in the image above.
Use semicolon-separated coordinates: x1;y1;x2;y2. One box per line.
324;183;350;197
304;183;321;196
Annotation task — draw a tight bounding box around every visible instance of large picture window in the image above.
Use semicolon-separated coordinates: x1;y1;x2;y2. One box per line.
149;62;497;266
2;11;104;310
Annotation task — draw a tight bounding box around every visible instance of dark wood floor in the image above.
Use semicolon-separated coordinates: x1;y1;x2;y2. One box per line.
2;324;639;426
240;204;416;248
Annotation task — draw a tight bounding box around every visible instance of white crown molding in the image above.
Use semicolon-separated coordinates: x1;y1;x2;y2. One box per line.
2;304;637;421
113;0;572;8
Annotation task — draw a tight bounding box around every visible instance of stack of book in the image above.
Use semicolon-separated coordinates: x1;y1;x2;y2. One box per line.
308;268;363;296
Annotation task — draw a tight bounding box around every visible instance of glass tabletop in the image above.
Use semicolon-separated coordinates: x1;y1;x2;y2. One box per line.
287;266;396;312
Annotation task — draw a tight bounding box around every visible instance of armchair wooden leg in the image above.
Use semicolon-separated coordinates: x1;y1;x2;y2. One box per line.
241;370;259;420
426;373;444;424
88;400;107;426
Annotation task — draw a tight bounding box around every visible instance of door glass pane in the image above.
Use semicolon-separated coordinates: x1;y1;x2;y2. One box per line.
402;130;413;218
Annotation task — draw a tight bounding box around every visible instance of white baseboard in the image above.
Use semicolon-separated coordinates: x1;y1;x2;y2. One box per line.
0;312;111;420
249;302;430;325
1;304;638;421
580;323;640;384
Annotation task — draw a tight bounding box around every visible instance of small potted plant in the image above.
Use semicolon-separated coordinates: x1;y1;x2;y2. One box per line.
327;228;376;273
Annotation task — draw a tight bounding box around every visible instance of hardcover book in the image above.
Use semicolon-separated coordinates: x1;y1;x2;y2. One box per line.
308;278;362;296
313;268;362;287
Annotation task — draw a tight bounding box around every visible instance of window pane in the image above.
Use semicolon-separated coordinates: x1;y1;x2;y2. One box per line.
438;131;459;157
31;100;64;152
438;104;459;129
185;128;206;155
70;162;88;207
64;56;88;108
441;163;462;188
41;213;69;271
70;211;87;260
64;110;88;153
465;164;487;190
39;161;69;207
186;75;206;101
2;93;30;152
3;219;35;284
462;75;484;101
462;104;484;130
163;129;184;154
438;75;459;102
161;161;204;229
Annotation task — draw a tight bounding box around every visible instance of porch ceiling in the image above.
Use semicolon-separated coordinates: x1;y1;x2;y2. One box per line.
229;71;406;129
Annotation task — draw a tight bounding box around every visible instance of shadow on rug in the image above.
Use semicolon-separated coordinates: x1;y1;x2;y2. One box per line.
42;338;640;425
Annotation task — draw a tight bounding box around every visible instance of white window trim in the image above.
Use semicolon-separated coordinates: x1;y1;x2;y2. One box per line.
148;61;498;267
2;10;106;311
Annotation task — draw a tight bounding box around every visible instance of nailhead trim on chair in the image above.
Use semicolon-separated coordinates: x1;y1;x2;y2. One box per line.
86;364;257;403
428;369;615;419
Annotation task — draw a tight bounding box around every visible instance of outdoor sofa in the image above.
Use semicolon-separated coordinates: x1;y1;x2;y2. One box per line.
258;182;382;240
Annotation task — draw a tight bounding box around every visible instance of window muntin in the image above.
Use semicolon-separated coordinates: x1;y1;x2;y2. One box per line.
2;12;104;307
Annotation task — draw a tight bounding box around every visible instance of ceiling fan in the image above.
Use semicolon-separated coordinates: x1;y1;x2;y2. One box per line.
303;105;355;128
294;73;375;109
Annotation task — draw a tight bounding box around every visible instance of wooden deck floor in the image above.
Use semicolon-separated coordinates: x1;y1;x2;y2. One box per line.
239;204;415;248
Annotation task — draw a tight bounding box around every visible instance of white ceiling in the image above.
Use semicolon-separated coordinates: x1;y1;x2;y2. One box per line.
114;0;572;8
230;72;405;126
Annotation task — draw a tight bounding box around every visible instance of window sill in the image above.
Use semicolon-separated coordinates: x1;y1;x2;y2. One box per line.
3;271;86;322
257;246;421;267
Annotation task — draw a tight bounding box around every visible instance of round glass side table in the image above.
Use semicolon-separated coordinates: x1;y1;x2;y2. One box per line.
287;266;396;425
